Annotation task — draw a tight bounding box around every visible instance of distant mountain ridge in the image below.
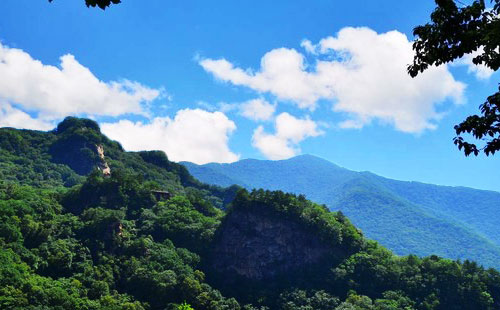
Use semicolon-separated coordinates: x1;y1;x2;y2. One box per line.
182;155;500;268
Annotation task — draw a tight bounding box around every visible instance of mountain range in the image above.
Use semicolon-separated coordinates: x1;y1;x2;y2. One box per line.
183;155;500;268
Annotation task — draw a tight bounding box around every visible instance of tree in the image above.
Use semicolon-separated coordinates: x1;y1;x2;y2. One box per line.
409;0;500;156
48;0;121;10
178;302;194;310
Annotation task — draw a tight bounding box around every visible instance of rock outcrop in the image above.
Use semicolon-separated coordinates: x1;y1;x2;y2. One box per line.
96;144;111;176
210;208;332;280
49;117;105;175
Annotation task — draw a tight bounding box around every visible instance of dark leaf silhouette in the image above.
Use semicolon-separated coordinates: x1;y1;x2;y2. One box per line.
409;0;500;156
48;0;121;10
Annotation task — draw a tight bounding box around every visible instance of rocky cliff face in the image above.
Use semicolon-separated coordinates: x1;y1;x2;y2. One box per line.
48;117;116;176
96;144;111;176
210;208;333;280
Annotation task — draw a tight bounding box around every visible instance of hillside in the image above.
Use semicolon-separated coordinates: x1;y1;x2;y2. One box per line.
0;117;239;209
1;117;500;310
183;155;500;268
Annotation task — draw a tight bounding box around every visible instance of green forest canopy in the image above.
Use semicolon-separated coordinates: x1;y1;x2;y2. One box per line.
0;117;500;310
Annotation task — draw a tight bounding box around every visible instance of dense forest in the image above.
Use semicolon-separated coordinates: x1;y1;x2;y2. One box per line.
183;156;500;269
1;117;500;310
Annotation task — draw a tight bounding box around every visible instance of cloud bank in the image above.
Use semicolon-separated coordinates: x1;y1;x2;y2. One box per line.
200;27;467;133
0;102;54;130
0;42;162;128
101;109;239;164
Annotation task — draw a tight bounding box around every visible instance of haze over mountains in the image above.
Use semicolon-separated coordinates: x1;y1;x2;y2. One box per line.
183;155;500;268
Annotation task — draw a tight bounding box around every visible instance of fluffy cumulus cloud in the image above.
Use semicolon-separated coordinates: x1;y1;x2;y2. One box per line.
200;48;332;110
200;27;468;133
0;103;54;130
239;98;275;121
252;112;323;160
101;109;239;164
0;42;162;128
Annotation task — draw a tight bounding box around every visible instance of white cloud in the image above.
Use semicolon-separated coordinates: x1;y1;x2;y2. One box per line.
252;112;323;160
200;48;332;110
456;48;494;80
218;102;239;113
195;98;275;122
101;108;239;164
200;27;466;133
0;42;163;129
300;39;317;55
0;103;54;130
196;100;217;111
239;98;275;121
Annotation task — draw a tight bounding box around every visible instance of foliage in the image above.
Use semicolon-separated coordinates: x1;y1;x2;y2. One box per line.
178;302;195;310
0;117;238;210
0;177;238;310
228;189;364;251
0;128;84;188
409;0;500;156
48;0;121;10
1;118;500;309
208;189;500;310
278;289;340;310
184;155;500;269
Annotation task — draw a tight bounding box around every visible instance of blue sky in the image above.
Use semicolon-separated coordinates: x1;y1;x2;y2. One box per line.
1;0;499;191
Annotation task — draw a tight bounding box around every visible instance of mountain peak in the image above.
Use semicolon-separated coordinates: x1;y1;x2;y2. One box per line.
286;154;342;165
290;154;322;160
55;116;101;135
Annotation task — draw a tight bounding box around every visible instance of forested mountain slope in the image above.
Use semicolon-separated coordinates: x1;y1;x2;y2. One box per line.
1;117;500;310
183;155;500;268
366;174;500;245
